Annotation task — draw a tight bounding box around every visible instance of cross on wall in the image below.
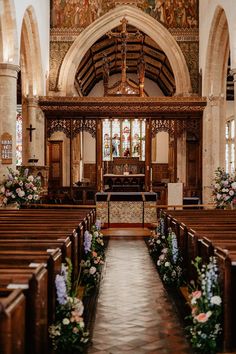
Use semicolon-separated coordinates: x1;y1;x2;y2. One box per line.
26;124;36;142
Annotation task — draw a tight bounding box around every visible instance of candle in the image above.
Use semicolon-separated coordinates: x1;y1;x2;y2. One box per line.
150;167;153;182
101;168;103;181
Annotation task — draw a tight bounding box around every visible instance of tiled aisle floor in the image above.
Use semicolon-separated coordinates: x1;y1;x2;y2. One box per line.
88;238;193;354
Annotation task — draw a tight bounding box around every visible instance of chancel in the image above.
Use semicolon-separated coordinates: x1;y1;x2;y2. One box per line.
1;1;236;354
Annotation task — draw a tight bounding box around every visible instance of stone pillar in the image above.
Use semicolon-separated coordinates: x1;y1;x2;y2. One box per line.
0;63;20;179
23;95;39;165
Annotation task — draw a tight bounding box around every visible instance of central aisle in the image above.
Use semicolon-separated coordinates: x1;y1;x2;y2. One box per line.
88;238;192;354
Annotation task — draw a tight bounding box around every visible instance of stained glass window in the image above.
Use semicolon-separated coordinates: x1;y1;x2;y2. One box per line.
111;120;120;158
102;118;145;161
225;119;235;173
16;107;22;166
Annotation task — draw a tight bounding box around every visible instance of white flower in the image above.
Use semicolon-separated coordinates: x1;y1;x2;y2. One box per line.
62;318;70;325
0;186;5;193
210;295;222;306
18;190;25;197
89;266;97;275
28;175;34;182
231;182;236;189
229;190;234;196
164;262;170;267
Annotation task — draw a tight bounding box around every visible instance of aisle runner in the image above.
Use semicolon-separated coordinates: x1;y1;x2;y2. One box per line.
88;239;192;354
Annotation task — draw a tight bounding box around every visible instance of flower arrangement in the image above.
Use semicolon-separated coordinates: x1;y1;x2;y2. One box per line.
148;221;166;262
186;257;222;353
80;222;105;295
212;167;236;208
156;228;183;287
0;167;41;206
49;260;89;354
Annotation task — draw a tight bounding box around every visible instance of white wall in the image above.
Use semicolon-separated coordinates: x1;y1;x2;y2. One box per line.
14;0;50;94
88;73;164;97
155;132;169;163
83;131;96;163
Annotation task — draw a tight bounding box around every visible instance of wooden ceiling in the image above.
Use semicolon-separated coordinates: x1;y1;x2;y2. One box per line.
75;24;176;97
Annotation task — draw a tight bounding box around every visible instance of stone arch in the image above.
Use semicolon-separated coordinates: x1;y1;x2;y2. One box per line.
204;6;229;96
0;0;18;63
58;5;191;96
20;5;43;96
202;6;230;203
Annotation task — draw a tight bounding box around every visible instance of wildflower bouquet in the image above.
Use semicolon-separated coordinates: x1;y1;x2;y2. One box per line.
157;228;183;287
0;167;41;206
212;167;236;208
49;260;89;354
186;257;222;353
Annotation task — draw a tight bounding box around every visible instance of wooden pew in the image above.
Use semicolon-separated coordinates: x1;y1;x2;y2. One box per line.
0;248;61;323
0;265;48;354
0;288;26;354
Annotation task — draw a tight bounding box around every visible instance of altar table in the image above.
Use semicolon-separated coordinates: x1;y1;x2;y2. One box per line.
96;192;157;226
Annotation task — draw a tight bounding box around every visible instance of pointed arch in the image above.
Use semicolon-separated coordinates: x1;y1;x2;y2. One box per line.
20;6;43;96
204;6;229;95
0;0;18;63
58;5;191;96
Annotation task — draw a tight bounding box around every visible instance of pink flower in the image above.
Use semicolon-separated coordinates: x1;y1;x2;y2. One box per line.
195;311;212;323
192;290;202;299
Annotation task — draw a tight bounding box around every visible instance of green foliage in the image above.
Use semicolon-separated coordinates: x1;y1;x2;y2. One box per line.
186;257;222;353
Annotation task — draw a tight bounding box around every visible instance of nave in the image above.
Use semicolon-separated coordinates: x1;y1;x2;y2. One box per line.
88;236;192;354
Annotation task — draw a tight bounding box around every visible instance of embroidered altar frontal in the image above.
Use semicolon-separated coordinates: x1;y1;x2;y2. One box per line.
96;192;157;226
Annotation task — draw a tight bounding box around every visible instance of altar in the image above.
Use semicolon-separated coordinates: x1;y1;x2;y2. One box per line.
103;173;145;191
96;192;157;226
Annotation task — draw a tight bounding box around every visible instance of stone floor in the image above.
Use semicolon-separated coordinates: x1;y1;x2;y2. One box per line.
88;237;193;354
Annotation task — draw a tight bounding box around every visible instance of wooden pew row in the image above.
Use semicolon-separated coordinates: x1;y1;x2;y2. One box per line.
0;208;96;354
0;208;96;232
0;249;61;324
0;288;26;354
0;265;48;354
163;210;236;352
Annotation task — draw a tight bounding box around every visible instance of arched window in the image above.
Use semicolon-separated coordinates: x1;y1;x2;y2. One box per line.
102;118;145;161
16;107;23;166
225;118;235;173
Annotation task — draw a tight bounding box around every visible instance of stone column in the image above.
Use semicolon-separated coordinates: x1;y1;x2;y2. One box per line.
0;63;20;179
23;95;39;165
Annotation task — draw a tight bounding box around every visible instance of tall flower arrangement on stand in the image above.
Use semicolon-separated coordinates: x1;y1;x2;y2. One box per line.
49;260;89;354
186;257;222;354
0;167;41;206
212;167;236;208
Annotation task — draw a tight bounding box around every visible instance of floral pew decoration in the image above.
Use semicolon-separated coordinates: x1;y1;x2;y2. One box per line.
186;256;222;354
49;259;89;354
0;167;41;207
148;218;166;262
156;228;183;287
80;220;105;296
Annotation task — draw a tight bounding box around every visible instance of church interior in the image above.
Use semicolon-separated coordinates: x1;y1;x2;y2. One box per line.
0;0;236;353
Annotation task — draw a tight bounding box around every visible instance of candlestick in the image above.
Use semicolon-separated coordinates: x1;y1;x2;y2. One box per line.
100;168;103;192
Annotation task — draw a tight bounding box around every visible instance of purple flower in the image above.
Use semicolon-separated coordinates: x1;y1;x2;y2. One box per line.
55;274;68;305
84;231;92;254
95;219;102;230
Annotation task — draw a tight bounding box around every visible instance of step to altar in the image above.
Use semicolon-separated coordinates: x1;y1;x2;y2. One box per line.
101;227;151;238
